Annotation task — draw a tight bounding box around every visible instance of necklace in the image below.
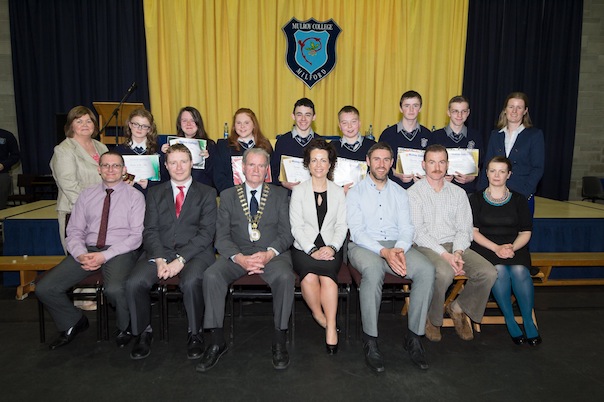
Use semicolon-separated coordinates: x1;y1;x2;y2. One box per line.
236;183;270;241
483;186;511;206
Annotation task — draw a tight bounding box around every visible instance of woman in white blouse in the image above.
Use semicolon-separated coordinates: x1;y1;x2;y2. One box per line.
289;139;347;354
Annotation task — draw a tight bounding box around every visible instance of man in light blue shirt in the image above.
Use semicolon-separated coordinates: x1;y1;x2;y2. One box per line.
347;142;435;372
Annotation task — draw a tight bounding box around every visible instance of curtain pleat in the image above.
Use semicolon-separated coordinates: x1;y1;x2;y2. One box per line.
463;0;583;200
143;0;469;138
9;0;150;174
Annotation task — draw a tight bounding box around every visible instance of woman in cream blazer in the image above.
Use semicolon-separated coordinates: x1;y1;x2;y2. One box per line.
289;139;347;354
50;106;108;251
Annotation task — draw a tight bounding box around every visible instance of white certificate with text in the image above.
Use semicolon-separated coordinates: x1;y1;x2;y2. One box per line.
168;137;207;169
396;148;425;175
123;155;161;181
333;157;368;187
446;149;479;176
280;156;311;183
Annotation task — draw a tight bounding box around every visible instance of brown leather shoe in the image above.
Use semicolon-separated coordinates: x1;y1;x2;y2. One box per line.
425;320;441;342
445;303;474;341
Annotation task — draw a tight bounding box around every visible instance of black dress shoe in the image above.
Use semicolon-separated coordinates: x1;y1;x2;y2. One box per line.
116;329;133;348
363;339;385;373
326;343;338;355
272;343;290;370
187;333;204;360
527;335;542;346
130;332;153;360
196;343;228;372
404;335;429;370
49;315;89;350
511;335;527;346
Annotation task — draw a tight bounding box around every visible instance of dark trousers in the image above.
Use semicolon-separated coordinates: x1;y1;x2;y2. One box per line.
126;254;212;336
203;252;295;331
36;248;139;332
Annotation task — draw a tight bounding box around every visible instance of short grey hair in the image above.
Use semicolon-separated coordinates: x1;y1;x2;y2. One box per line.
242;147;270;165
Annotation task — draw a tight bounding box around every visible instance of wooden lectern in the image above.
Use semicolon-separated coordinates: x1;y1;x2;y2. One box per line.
93;101;144;145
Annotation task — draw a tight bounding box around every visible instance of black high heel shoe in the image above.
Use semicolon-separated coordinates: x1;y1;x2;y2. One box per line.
511;335;527;345
527;335;542;346
326;343;338;355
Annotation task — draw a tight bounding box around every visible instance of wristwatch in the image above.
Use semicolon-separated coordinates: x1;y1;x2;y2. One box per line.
176;254;187;265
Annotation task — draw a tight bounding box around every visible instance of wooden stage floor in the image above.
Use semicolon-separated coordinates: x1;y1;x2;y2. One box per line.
534;197;604;219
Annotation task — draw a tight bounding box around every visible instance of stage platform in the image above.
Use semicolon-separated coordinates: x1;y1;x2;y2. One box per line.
534;197;604;218
1;197;603;286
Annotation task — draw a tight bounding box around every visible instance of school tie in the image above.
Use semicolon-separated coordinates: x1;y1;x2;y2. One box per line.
96;189;114;248
133;146;145;154
343;141;360;152
238;140;254;149
250;190;259;216
295;134;312;147
449;131;464;143
175;186;185;218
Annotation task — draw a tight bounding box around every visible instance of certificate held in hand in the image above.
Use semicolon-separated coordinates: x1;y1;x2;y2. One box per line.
279;155;311;183
168;137;207;169
122;155;161;182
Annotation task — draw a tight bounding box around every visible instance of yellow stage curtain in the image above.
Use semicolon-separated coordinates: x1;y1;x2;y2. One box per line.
144;0;468;139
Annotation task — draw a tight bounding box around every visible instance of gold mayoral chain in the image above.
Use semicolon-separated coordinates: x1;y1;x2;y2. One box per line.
236;183;270;242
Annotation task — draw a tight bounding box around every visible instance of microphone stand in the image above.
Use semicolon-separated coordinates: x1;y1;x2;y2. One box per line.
98;83;137;145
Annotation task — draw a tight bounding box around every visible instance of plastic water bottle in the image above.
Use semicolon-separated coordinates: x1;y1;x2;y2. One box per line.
366;124;375;140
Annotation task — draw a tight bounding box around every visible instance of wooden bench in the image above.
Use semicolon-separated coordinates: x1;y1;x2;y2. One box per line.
531;252;604;286
446;252;604;331
0;256;65;300
0;255;108;342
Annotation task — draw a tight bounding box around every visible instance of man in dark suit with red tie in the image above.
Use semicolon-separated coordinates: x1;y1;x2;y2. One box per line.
37;151;145;349
126;144;217;360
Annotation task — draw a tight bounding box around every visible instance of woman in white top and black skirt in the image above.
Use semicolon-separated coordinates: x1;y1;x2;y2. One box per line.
289;139;347;354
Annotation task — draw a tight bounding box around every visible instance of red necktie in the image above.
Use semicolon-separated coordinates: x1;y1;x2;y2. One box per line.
96;189;114;248
175;186;185;218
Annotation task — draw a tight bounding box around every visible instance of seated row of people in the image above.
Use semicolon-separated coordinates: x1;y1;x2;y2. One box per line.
51;89;543;254
41;141;540;374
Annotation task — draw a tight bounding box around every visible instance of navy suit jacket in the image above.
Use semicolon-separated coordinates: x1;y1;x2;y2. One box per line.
143;179;217;262
479;127;544;197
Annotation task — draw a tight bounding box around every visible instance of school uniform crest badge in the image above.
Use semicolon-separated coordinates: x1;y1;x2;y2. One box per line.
282;17;341;88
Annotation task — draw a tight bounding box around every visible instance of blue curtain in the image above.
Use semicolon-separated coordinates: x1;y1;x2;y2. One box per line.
462;0;583;200
9;0;150;174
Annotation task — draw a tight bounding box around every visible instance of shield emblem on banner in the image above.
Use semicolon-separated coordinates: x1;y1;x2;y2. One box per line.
283;18;342;88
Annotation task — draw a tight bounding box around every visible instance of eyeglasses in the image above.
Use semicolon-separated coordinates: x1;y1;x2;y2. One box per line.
100;163;124;170
449;109;469;116
130;122;151;131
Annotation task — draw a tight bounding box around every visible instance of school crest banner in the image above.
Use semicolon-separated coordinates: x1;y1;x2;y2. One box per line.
282;17;342;88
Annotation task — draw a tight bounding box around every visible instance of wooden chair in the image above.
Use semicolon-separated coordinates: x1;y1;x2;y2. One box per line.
581;176;604;203
36;271;108;343
292;262;353;340
7;174;36;206
156;277;183;341
335;263;353;339
347;262;412;338
228;274;296;345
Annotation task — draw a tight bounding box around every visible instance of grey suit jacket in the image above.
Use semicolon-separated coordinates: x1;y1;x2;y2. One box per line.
216;184;293;257
143;180;217;262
